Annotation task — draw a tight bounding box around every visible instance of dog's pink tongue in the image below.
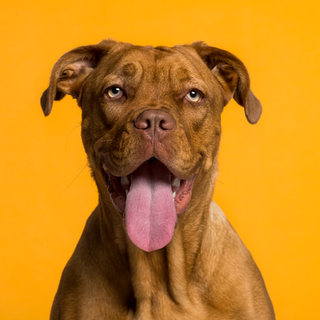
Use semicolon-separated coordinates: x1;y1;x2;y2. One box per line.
125;161;176;252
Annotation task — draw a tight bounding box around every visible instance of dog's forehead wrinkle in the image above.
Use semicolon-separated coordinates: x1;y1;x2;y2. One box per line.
155;45;174;53
165;57;208;94
121;62;137;77
109;46;208;97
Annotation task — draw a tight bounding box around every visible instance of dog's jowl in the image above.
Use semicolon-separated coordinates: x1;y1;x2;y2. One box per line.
41;40;275;320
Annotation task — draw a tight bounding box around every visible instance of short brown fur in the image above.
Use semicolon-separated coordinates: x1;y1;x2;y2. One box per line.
41;40;275;320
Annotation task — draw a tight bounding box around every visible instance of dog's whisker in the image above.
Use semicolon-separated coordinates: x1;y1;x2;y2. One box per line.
64;124;81;152
59;163;89;195
215;179;225;185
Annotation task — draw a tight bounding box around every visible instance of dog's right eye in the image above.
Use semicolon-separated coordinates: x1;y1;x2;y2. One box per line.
105;87;124;100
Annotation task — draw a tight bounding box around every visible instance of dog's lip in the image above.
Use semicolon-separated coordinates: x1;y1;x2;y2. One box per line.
101;158;197;214
102;159;187;196
103;161;183;191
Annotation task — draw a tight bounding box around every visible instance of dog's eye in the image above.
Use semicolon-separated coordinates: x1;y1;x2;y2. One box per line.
186;90;203;103
105;87;124;99
60;69;74;78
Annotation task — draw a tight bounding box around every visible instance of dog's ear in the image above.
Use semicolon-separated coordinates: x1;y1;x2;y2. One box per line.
190;42;262;124
40;40;117;116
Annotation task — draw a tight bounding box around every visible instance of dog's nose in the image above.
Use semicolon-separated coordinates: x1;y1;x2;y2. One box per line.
134;109;175;140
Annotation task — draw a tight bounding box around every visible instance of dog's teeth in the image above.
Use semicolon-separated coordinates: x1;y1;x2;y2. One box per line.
125;190;129;196
121;176;129;186
172;192;176;199
172;178;181;187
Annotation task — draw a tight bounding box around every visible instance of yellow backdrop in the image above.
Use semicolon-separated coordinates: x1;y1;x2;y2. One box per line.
1;0;319;319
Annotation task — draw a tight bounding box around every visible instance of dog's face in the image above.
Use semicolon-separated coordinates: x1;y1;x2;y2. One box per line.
41;40;261;252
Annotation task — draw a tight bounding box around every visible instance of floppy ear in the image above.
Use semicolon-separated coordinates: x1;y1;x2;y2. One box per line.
190;42;262;124
40;40;117;116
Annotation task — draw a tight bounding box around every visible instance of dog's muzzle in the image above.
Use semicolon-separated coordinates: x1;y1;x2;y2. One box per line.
99;109;197;252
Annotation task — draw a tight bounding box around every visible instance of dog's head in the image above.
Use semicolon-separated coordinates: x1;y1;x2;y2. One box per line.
41;40;261;252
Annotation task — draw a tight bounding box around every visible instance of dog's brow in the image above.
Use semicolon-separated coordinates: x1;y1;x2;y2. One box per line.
175;67;190;78
122;63;137;77
169;65;207;92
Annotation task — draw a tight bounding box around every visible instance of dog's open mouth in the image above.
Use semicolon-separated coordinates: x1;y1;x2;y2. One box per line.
102;158;197;252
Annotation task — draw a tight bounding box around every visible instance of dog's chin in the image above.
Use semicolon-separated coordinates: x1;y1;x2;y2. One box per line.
102;157;197;216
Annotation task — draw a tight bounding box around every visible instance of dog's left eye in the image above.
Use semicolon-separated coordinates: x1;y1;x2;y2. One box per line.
186;90;203;103
105;87;124;99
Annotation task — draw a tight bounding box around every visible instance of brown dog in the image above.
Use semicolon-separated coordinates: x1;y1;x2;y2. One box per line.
41;40;275;319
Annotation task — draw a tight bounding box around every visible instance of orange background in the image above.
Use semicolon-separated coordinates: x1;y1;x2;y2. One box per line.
1;0;319;319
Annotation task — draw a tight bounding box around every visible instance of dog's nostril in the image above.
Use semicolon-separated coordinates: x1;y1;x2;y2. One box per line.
159;119;174;131
134;116;150;130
